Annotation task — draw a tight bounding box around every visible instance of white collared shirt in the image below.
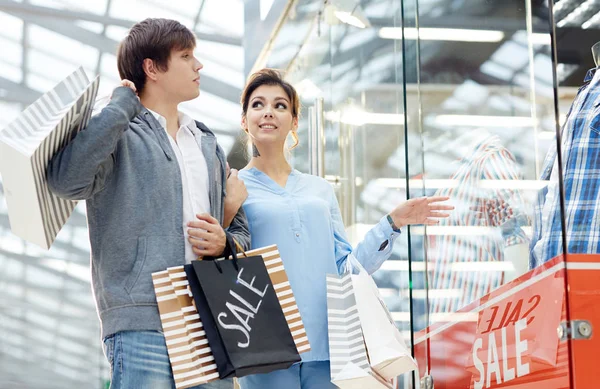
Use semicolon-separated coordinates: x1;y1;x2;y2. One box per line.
148;109;210;264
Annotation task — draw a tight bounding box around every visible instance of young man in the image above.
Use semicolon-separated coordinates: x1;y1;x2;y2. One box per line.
47;18;249;389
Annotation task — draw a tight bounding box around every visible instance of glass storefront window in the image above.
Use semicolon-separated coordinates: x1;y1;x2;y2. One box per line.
257;0;600;387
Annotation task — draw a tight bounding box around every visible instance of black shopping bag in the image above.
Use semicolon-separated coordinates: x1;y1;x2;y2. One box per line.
185;233;300;378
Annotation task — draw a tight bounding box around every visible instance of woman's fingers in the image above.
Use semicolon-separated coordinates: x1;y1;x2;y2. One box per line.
429;211;450;218
427;196;450;203
429;204;455;211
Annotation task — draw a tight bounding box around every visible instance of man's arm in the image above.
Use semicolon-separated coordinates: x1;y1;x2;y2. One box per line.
47;84;141;200
226;206;251;251
222;168;247;228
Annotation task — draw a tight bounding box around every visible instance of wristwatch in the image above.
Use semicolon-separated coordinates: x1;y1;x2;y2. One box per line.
386;214;401;233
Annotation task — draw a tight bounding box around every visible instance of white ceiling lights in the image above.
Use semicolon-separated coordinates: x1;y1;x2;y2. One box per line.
379;27;505;42
324;0;371;29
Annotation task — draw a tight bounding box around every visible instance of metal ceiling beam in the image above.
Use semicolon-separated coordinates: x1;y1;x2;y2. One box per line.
0;357;94;389
368;15;549;32
0;22;240;106
0;215;91;260
0;316;101;387
20;13;119;53
0;331;101;378
0;0;241;45
1;311;99;351
0;277;92;305
193;0;207;31
0;294;96;325
195;31;242;46
0;318;101;362
244;0;292;75
0;0;133;27
0;247;90;287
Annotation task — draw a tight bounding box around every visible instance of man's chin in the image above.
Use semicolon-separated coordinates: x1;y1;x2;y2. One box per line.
181;90;200;102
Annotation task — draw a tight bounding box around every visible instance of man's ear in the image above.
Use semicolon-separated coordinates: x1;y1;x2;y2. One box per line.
142;58;159;81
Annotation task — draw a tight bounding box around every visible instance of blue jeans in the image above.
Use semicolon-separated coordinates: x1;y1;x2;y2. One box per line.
103;330;233;389
238;361;337;389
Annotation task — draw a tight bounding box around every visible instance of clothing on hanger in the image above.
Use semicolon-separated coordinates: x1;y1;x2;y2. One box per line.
428;136;529;316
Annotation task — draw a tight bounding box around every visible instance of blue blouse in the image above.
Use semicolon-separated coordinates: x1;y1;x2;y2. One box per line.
238;168;401;362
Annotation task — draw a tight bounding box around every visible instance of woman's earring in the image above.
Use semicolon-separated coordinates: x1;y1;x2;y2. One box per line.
290;131;299;150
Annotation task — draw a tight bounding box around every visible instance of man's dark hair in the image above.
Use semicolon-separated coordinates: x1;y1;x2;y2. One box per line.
117;18;196;94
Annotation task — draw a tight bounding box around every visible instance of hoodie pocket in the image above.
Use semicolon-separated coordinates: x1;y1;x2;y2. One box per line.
124;236;148;294
123;235;181;302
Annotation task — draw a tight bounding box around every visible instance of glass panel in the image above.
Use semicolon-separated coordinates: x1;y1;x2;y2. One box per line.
270;0;417;386
413;0;572;388
324;3;416;387
253;0;600;386
552;1;600;386
279;0;428;387
282;16;332;175
400;0;430;385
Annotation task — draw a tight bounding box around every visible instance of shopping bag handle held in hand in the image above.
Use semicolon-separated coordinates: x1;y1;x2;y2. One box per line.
344;253;368;275
231;237;248;258
204;232;240;273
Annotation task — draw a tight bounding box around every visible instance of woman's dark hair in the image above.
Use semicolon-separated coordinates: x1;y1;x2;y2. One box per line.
117;18;196;94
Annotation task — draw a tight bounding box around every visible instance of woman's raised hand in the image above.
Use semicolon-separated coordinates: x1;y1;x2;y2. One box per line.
389;196;454;228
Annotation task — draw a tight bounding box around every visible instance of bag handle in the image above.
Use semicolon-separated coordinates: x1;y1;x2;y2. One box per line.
231;237;248;258
203;232;240;273
344;253;366;275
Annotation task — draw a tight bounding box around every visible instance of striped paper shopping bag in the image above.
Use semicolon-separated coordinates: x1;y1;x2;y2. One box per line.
249;244;311;354
326;273;393;389
153;244;309;386
152;269;219;389
0;67;99;249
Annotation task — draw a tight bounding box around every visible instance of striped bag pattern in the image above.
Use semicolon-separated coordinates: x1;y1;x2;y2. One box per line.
152;245;308;387
0;67;99;249
152;269;219;389
237;244;311;354
326;273;393;389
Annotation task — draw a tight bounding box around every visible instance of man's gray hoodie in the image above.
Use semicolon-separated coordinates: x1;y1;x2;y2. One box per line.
47;87;250;339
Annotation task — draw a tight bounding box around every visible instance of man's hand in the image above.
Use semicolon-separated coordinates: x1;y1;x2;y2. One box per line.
112;79;139;100
187;213;226;258
223;165;248;228
389;196;454;228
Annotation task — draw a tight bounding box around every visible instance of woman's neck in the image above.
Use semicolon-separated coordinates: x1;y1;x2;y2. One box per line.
246;146;291;178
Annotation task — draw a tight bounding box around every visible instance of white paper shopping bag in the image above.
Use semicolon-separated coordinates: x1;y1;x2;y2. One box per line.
0;67;99;249
327;272;394;389
347;254;417;380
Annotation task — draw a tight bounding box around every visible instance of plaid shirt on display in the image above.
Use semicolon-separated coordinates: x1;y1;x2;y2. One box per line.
530;68;600;267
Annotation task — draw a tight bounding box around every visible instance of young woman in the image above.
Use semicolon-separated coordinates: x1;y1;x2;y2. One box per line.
236;69;453;389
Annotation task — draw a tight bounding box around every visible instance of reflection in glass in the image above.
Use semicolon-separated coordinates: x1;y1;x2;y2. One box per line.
428;135;530;317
